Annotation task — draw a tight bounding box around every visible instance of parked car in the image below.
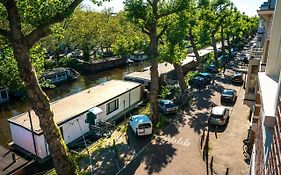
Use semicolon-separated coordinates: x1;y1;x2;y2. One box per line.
210;106;229;126
221;89;237;103
129;115;153;137
232;72;243;84
205;64;218;73
197;72;212;84
189;76;207;88
158;99;178;114
218;55;227;66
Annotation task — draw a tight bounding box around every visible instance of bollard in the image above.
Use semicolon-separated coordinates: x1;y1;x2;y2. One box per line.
215;126;218;139
210;157;214;175
226;168;229;175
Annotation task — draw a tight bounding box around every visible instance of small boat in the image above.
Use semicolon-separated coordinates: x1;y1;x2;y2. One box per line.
41;67;80;86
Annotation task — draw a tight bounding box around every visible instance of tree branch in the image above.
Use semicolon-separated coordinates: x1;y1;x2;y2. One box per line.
142;27;150;35
0;28;11;39
25;0;83;48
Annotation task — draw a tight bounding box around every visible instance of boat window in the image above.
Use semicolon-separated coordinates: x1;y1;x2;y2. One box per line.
138;123;152;129
106;99;119;115
0;90;8;100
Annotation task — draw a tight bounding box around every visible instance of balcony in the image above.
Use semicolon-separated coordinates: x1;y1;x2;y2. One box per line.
258;72;278;127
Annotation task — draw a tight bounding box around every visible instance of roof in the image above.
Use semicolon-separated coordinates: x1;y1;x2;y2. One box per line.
8;80;141;134
125;56;194;82
0;146;32;174
131;115;152;123
42;67;70;77
212;106;227;115
125;62;174;81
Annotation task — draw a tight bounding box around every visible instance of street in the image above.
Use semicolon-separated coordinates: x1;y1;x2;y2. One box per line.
117;52;250;175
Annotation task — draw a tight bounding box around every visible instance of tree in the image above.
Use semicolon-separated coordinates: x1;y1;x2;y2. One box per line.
0;43;45;92
124;0;188;122
0;0;86;174
200;0;231;66
160;13;188;95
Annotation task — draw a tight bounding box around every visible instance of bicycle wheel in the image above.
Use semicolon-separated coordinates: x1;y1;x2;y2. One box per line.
243;144;248;153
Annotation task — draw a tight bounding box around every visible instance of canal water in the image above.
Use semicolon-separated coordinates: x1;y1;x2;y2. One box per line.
0;61;150;147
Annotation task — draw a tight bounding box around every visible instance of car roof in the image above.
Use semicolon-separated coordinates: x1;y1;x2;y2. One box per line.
234;72;242;76
223;89;235;93
193;76;205;80
212;106;227;115
159;99;173;104
199;72;211;76
131;115;152;123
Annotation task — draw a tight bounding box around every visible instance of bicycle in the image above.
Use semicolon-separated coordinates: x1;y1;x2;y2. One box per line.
243;139;252;164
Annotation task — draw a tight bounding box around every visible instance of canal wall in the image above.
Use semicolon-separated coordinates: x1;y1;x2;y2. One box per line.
78;57;128;74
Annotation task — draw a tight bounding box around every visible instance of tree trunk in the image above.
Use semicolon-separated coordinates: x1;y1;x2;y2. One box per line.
149;27;159;123
6;1;77;175
211;32;218;66
173;63;188;94
189;27;202;70
220;26;225;54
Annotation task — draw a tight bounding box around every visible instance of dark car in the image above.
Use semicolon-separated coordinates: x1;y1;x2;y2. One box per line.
197;72;212;84
189;76;207;88
158;99;178;114
205;64;218;73
232;73;243;84
221;89;237;103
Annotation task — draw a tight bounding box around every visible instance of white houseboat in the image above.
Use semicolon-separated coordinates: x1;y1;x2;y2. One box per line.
41;67;80;86
0;87;9;104
8;80;143;160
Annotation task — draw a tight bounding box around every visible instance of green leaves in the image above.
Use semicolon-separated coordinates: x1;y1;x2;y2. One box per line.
0;43;45;91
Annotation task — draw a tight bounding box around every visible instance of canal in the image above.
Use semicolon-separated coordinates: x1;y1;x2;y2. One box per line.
0;61;150;147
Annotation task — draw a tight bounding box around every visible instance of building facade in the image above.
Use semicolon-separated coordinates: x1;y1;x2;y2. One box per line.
244;0;276;101
249;0;281;174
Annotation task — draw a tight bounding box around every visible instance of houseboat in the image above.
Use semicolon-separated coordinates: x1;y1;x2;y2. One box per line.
8;80;143;161
41;67;80;86
0;87;9;104
128;52;149;62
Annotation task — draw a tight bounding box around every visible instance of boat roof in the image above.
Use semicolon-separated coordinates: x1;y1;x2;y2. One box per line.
131;115;152;123
8;80;141;134
42;67;71;77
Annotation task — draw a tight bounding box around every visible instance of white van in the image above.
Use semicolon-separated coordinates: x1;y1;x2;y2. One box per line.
129;115;153;137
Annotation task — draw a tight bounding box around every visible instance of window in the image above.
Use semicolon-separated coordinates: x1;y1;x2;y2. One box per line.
106;99;119;115
0;90;8;100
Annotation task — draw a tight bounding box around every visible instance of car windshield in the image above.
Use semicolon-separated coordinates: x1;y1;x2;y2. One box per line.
223;90;233;95
165;103;175;108
138;123;152;129
211;114;223;119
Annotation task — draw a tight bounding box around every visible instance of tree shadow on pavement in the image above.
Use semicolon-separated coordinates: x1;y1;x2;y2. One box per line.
118;137;177;175
160;112;187;137
188;112;209;134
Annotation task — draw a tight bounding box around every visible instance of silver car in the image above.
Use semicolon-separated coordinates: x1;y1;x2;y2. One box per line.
210;106;229;126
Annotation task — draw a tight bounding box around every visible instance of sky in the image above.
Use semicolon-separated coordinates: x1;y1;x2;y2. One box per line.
82;0;265;17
